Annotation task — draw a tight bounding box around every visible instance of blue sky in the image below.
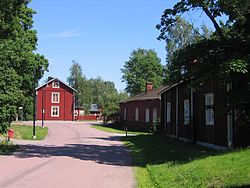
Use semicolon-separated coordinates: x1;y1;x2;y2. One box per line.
30;0;214;91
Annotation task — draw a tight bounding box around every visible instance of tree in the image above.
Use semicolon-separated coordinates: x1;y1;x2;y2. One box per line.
157;0;249;42
165;17;212;63
163;17;212;84
157;0;250;132
121;48;164;96
157;0;250;85
67;63;125;120
0;0;48;132
67;60;91;109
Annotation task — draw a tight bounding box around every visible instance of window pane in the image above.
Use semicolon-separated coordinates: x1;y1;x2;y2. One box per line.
135;108;139;121
166;103;171;123
153;108;158;122
145;108;150;122
52;93;59;103
123;108;127;120
205;94;214;125
184;100;190;125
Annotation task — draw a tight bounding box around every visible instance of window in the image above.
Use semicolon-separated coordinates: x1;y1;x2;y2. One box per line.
153;108;158;122
145;108;150;122
205;93;214;125
123;108;127;120
135;108;139;121
184;99;190;125
52;93;60;103
52;81;60;88
166;102;171;123
51;106;59;117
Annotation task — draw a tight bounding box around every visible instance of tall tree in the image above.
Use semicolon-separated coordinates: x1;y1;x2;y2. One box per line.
165;17;212;64
157;0;250;131
67;60;89;108
0;0;48;132
121;48;164;96
163;17;212;84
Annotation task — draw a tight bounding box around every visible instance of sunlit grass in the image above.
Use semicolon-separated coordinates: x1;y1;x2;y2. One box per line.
11;124;48;140
122;135;250;188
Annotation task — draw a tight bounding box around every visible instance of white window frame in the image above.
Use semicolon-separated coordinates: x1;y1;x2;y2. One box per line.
166;102;171;123
135;108;139;121
184;99;190;125
51;92;60;103
153;108;158;122
145;108;150;123
205;93;214;125
52;81;60;88
123;108;127;121
51;106;59;117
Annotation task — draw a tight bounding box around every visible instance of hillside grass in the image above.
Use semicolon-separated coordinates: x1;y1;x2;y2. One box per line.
122;135;250;188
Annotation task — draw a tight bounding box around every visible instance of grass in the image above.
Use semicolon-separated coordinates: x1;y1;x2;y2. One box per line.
10;124;48;140
91;124;150;135
122;135;250;188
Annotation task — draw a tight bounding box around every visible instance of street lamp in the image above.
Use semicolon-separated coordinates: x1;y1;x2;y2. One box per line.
33;62;37;139
42;88;44;128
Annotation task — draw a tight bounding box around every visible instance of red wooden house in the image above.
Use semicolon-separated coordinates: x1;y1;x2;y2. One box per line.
120;83;166;131
36;77;77;121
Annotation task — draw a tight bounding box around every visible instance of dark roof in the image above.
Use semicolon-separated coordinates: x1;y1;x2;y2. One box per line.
158;81;184;95
120;86;168;103
90;104;100;112
35;77;77;92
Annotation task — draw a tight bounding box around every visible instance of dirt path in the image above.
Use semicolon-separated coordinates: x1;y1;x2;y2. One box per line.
0;121;135;188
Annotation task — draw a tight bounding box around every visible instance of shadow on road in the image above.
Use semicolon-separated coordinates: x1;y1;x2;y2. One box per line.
13;138;132;166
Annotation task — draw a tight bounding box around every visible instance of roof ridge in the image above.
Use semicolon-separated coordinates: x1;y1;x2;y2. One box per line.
35;77;77;92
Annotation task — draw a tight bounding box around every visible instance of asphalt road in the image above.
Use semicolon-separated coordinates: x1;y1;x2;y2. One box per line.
0;121;135;188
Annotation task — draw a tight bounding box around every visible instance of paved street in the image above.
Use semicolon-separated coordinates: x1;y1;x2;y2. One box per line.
0;121;135;188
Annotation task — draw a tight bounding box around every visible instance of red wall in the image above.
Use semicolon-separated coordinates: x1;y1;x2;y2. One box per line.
120;99;161;131
36;81;75;121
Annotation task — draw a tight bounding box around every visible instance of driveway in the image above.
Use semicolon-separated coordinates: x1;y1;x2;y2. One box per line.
0;121;135;188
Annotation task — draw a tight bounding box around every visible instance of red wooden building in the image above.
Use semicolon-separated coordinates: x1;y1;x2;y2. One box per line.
120;83;166;131
160;80;250;149
36;77;77;121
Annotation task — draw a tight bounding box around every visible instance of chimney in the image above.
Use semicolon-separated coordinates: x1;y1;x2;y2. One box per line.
47;76;54;82
146;82;153;93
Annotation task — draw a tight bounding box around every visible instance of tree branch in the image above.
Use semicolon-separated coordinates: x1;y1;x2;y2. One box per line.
202;7;225;41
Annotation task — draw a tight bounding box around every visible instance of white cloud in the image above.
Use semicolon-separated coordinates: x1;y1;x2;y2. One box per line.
39;30;80;39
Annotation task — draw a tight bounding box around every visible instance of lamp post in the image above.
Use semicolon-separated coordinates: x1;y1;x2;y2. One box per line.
42;88;44;128
33;62;36;139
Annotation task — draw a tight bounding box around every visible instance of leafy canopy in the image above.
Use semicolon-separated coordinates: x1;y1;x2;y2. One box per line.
0;0;48;132
121;48;164;96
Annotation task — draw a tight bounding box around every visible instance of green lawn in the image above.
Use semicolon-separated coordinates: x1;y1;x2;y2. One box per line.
10;124;48;140
91;124;150;135
122;135;250;188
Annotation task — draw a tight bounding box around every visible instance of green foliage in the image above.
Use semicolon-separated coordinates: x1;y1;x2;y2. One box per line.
67;62;129;121
121;48;164;96
157;0;250;130
67;60;89;108
0;0;48;132
165;17;212;64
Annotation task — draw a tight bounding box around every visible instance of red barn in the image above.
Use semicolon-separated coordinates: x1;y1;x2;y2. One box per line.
36;77;77;121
